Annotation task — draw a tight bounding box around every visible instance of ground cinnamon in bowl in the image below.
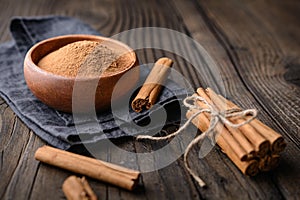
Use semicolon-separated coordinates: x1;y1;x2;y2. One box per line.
24;34;139;113
38;40;131;77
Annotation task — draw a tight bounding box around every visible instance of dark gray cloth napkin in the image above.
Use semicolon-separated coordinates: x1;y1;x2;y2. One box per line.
0;16;190;149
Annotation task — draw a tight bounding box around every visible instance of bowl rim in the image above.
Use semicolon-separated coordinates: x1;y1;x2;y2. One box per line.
24;34;137;81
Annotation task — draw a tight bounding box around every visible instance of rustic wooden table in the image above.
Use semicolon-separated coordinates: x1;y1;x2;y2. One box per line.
1;0;299;199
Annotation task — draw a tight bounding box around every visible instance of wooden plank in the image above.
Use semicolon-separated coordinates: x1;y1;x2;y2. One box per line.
197;0;300;146
172;0;300;199
2;131;43;200
0;107;32;198
29;162;72;200
0;104;15;151
133;127;202;200
170;0;282;199
105;139;144;200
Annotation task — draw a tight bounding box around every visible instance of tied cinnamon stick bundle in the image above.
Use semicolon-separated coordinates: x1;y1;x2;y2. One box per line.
186;107;259;176
186;87;286;176
131;57;173;112
209;89;286;154
62;176;97;200
137;91;258;187
35;146;140;191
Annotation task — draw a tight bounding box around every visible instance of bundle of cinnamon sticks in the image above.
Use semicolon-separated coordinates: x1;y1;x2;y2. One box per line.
186;88;286;176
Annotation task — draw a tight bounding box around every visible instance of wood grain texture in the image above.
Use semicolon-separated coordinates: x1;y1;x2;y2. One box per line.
0;0;299;199
172;0;300;199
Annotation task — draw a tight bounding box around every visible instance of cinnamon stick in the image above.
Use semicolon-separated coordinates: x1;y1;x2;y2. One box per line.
186;108;259;176
131;57;173;112
62;176;97;200
205;88;271;157
258;154;280;171
215;131;259;176
35;146;140;191
215;91;286;154
250;120;286;154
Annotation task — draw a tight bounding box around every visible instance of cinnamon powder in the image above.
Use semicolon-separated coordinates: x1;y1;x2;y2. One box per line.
38;40;131;77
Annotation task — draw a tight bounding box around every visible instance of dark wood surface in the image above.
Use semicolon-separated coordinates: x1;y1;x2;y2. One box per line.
0;0;299;199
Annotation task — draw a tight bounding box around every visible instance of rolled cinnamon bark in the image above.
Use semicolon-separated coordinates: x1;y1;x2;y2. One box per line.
258;154;280;171
62;176;97;200
205;88;270;157
250;120;286;154
131;57;173;112
217;132;259;176
35;146;140;191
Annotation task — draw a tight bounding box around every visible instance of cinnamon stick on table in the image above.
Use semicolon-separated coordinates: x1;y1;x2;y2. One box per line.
35;146;140;191
62;176;97;200
131;57;173;112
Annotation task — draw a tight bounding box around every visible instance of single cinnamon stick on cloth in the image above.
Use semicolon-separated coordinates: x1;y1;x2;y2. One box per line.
131;57;173;112
35;146;140;191
62;176;97;200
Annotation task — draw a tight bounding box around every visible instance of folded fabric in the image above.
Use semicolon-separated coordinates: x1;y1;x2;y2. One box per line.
0;16;190;149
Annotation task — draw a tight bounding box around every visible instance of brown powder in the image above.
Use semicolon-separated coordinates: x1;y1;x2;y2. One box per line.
38;40;131;77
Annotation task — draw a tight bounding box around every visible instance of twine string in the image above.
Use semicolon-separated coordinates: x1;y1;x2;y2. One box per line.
136;95;257;187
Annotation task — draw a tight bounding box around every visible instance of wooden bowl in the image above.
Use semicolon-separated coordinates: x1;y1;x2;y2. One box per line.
24;34;139;113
